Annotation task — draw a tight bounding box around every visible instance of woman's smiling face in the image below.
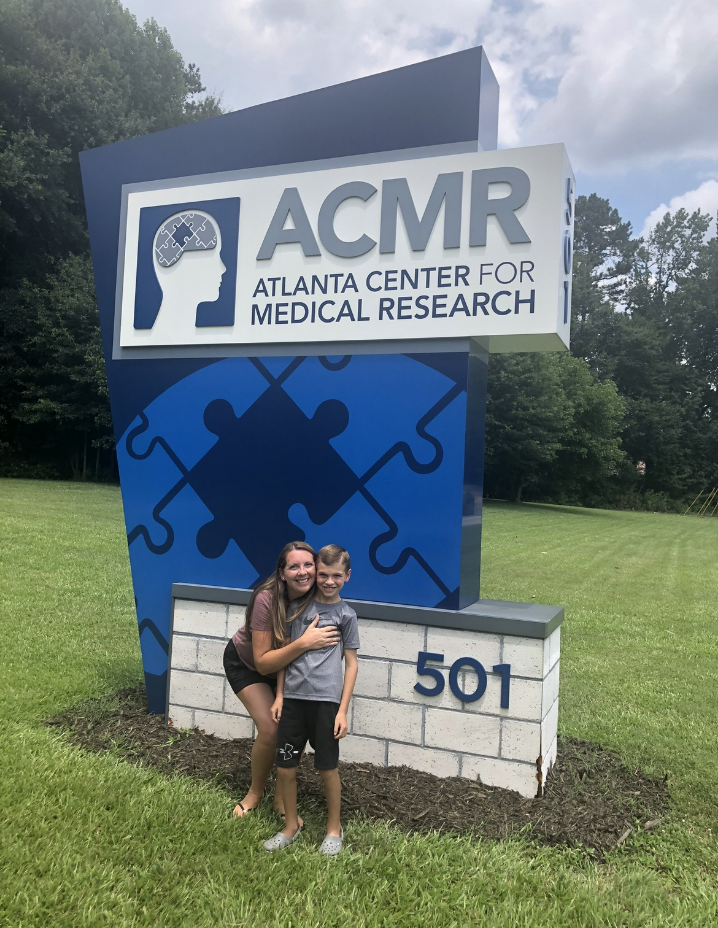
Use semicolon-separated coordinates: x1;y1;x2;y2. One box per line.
279;548;316;600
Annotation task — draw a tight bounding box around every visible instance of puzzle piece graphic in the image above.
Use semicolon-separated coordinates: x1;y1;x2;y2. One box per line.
126;358;268;472
187;384;359;577
288;491;446;606
154;211;218;267
116;351;473;709
117;419;187;552
281;354;457;478
129;481;258;700
364;390;467;596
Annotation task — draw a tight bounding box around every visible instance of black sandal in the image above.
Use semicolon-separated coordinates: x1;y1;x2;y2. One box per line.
232;801;257;818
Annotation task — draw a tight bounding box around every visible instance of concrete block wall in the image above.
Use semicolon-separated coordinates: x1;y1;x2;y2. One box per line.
167;597;560;798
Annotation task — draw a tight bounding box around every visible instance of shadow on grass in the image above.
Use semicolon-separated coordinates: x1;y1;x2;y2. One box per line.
485;501;641;520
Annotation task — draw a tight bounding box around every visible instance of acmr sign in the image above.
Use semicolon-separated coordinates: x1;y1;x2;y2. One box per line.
117;143;574;355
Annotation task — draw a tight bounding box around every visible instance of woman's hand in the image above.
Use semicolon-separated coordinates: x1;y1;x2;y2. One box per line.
301;615;341;651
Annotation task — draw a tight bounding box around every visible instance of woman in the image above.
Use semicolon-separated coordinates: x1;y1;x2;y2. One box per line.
223;541;341;818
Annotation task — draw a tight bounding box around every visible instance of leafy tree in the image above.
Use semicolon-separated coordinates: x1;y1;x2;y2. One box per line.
570;193;636;367
4;255;110;478
568;197;716;503
604;209;711;497
484;352;624;504
0;0;222;476
538;355;625;504
0;0;221;277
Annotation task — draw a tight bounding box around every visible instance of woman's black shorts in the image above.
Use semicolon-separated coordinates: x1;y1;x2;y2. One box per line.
223;640;276;695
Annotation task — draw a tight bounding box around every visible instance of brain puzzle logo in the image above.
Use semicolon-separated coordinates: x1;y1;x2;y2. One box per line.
132;197;240;335
154;211;219;268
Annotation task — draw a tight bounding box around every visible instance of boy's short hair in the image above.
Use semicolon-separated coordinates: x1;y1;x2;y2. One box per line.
316;544;351;572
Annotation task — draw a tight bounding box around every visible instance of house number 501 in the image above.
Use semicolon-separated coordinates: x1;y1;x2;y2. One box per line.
414;651;511;708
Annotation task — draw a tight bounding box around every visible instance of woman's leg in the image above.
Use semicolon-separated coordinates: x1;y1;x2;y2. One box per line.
233;682;278;815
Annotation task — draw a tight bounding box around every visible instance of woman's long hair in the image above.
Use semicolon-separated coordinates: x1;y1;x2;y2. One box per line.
244;541;316;649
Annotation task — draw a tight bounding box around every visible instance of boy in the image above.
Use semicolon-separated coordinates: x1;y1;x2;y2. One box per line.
263;544;359;855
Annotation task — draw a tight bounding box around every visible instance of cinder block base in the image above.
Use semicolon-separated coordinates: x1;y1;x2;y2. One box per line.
167;591;563;799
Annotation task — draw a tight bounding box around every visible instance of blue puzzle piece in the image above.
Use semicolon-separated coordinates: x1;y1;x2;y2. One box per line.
288;493;446;607
187;385;358;577
129;482;259;680
282;354;456;478
117;426;186;551
365;391;466;594
127;358;268;471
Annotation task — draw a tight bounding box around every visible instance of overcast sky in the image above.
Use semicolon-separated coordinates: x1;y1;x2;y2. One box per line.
122;0;718;238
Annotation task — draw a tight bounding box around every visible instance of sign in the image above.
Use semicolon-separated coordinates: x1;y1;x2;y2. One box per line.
116;143;574;356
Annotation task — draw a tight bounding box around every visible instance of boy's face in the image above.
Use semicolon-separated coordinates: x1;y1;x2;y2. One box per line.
315;559;351;603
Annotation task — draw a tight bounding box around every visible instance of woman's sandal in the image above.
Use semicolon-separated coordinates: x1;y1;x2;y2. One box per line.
232;794;262;818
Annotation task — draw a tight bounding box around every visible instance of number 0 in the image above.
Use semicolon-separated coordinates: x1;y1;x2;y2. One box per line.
448;658;487;703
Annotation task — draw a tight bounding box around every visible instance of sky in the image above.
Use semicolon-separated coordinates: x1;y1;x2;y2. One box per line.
122;0;718;239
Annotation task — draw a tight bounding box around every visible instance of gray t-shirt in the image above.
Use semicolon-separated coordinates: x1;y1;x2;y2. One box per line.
284;599;360;704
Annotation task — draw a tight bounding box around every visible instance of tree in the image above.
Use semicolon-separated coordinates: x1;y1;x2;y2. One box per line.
568;197;716;503
570;193;637;367
0;0;222;476
484;352;625;504
0;0;222;279
608;209;711;497
8;255;111;478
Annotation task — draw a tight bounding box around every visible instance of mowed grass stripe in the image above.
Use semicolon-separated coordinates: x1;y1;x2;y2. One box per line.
1;479;718;927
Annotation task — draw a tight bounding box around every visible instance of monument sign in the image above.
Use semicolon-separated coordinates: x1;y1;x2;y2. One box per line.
81;47;568;796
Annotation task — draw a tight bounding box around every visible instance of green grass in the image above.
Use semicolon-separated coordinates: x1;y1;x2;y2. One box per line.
1;478;717;927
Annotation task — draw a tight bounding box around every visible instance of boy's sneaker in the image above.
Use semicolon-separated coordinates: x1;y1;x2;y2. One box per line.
263;825;302;852
319;828;344;856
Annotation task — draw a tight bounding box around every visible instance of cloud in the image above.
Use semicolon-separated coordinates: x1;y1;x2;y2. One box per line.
124;0;718;176
640;180;718;239
523;0;718;173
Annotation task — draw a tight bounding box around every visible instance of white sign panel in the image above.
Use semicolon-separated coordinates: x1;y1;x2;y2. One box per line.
117;143;574;354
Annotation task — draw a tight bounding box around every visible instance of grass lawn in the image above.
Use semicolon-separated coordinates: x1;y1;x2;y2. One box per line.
1;477;717;927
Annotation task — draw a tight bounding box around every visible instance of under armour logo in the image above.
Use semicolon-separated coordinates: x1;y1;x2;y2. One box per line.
278;743;299;761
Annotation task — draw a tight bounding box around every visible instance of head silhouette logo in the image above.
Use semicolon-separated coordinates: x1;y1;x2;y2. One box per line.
133;197;240;336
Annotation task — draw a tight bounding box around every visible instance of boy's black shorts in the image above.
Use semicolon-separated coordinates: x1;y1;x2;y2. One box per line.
275;699;340;770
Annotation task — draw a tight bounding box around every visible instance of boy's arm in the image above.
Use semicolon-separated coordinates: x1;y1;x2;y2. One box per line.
270;669;285;722
334;649;358;739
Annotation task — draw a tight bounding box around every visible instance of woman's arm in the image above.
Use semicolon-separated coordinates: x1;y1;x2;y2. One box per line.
252;617;341;675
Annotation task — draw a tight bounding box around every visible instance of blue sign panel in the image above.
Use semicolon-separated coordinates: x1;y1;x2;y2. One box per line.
81;48;497;710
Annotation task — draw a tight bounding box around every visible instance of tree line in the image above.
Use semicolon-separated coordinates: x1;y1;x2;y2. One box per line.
486;198;717;510
1;0;716;508
0;0;221;479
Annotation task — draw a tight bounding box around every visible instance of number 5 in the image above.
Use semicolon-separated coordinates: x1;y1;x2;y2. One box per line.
414;651;445;697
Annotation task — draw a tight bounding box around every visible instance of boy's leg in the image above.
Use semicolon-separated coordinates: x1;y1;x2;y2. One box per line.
273;699;307;837
318;768;342;837
310;703;342;838
276;767;300;836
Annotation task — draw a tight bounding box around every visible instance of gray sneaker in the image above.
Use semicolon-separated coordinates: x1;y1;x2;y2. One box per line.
319;828;344;856
263;825;302;852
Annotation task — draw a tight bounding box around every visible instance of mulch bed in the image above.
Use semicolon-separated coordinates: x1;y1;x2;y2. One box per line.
47;686;668;857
